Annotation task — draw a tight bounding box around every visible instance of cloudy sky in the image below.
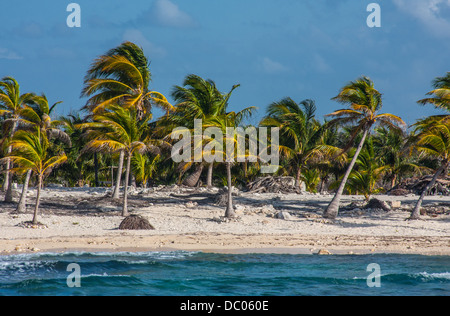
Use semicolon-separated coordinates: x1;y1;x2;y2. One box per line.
0;0;449;125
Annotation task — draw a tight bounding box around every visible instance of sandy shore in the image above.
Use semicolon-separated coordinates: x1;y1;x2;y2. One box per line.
0;186;449;255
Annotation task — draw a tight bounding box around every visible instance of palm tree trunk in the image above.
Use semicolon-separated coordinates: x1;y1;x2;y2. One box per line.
295;165;302;189
15;170;32;213
323;129;369;219
94;152;99;187
113;151;124;199
4;120;18;200
183;163;204;187
207;163;214;188
409;162;448;220
122;152;131;217
390;174;397;190
225;162;236;218
32;175;43;225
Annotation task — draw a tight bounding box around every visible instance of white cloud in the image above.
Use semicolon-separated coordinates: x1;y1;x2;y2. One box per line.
0;48;23;60
394;0;450;37
149;0;197;28
122;29;166;58
260;57;289;74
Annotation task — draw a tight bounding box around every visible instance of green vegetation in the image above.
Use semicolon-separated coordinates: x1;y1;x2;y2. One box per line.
0;42;448;220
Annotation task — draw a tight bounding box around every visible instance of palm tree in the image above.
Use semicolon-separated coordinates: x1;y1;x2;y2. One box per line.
81;104;156;216
261;98;340;189
3;130;67;224
409;116;450;220
323;76;406;219
164;74;240;187
0;77;34;201
131;152;160;188
418;72;450;110
345;137;385;201
81;41;172;198
13;94;71;213
373;127;425;189
205;108;256;218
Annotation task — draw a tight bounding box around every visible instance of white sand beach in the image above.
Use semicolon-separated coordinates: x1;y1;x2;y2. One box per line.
0;186;449;255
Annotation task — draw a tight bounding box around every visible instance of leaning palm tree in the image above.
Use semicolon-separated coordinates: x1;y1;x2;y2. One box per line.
13;94;71;213
80;104;157;216
0;77;34;201
3;130;67;224
323;76;406;219
82;41;173;198
409;116;450;220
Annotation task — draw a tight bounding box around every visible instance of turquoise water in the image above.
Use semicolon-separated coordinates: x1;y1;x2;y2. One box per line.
0;252;448;296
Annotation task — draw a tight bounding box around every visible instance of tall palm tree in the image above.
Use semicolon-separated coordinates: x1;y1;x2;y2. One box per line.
323;76;406;219
81;104;156;216
13;94;71;213
3;130;67;224
82;41;173;198
409;116;450;220
0;77;34;201
163;74;240;187
205;107;256;218
261;98;340;189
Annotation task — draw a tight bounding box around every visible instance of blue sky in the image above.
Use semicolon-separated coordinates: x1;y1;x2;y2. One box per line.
0;0;449;125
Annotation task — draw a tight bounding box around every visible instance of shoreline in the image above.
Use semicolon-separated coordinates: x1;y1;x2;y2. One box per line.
1;188;449;257
2;233;449;256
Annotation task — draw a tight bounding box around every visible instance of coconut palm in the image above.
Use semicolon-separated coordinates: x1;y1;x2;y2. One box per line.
81;104;157;216
163;74;240;187
11;94;71;213
131;152;160;188
409;116;450;220
417;72;450;110
204;107;256;218
82;41;173;198
261;98;341;189
323;76;406;219
3;130;67;224
373;127;425;189
0;77;34;201
345;138;385;201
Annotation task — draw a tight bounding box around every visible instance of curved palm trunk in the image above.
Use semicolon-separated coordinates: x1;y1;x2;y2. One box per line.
409;162;447;220
122;152;131;217
32;175;43;225
207;163;214;188
183;163;204;187
323;129;369;219
15;170;32;213
225;162;236;218
113;151;124;199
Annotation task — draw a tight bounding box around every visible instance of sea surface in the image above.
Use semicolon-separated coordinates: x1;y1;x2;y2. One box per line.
0;251;448;296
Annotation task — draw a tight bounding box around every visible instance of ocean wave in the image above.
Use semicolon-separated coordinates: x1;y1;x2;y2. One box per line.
416;272;450;281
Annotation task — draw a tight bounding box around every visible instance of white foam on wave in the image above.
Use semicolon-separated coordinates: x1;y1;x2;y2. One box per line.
417;272;450;280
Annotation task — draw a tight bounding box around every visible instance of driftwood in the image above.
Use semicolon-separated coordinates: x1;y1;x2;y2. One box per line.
246;176;302;194
389;175;450;196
